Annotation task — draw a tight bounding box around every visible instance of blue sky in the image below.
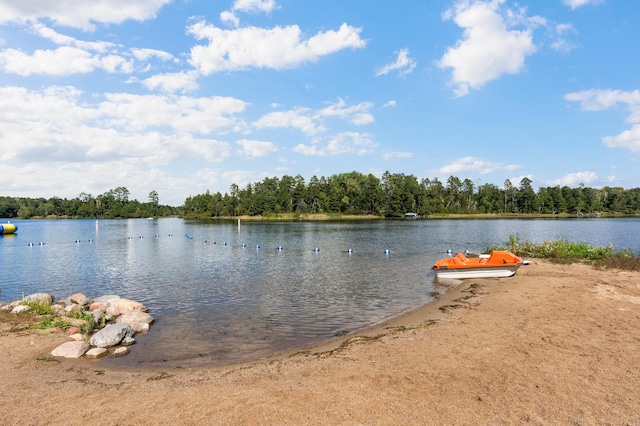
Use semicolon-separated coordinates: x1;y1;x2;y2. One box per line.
1;0;639;206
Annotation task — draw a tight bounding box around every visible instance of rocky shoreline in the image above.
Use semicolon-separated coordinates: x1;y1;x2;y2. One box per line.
0;292;153;359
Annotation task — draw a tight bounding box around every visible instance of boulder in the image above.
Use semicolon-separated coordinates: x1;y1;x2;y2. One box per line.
89;301;106;312
23;293;53;305
69;333;84;341
116;311;154;333
70;293;89;306
93;295;121;304
91;310;103;325
85;348;108;359
113;347;129;357
106;298;145;316
89;323;134;348
11;305;31;314
51;341;90;359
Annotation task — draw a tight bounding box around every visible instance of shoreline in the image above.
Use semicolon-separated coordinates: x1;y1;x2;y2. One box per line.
2;260;640;424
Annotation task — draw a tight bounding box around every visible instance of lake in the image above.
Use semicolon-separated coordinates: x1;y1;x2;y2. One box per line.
1;217;639;366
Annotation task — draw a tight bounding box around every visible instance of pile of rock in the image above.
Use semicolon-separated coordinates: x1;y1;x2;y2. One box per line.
1;292;154;359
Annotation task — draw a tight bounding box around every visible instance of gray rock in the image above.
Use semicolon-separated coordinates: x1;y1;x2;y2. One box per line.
91;310;103;325
92;295;121;304
51;341;90;358
11;305;31;314
89;323;134;348
121;336;136;346
23;293;53;305
69;333;84;341
85;347;108;359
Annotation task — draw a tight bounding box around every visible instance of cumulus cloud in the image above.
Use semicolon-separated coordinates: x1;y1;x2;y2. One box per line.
293;132;376;157
562;0;603;10
438;0;540;97
0;0;171;31
436;156;521;175
0;24;175;77
565;89;640;153
236;139;279;158
550;171;598;186
318;98;374;126
0;86;245;165
187;21;366;74
383;151;413;161
375;48;416;77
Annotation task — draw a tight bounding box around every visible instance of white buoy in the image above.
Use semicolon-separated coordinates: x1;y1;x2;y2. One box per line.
384;249;391;254
347;248;353;254
256;244;261;249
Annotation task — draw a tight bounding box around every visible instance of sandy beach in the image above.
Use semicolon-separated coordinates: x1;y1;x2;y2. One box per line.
1;260;639;425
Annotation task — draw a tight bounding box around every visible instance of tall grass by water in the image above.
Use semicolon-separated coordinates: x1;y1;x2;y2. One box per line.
497;234;640;271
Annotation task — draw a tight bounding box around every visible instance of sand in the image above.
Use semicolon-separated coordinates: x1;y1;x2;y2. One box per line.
1;260;639;425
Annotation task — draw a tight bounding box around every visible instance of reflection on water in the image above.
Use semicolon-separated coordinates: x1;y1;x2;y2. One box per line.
1;217;638;366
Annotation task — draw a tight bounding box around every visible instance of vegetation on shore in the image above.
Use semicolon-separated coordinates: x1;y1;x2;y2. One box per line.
497;234;640;271
2;171;640;219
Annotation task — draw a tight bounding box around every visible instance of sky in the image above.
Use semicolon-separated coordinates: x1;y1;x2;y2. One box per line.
1;0;639;207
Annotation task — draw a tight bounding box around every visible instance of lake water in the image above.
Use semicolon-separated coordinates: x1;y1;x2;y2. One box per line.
1;217;639;367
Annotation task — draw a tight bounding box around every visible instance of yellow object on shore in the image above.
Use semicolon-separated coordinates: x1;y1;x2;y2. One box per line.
0;223;17;234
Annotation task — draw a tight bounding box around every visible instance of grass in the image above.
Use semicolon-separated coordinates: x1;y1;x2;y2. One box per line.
493;234;640;271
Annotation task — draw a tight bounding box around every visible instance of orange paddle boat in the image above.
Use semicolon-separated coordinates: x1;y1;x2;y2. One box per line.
432;250;523;279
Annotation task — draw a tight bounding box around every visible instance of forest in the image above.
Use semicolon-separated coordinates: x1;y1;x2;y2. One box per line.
182;172;640;218
2;171;640;220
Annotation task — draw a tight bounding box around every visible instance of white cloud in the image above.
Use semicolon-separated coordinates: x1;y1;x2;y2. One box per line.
140;71;201;93
236;139;279;158
436;156;521;175
0;0;171;31
375;48;416;77
0;86;244;166
438;0;539;97
253;108;325;135
0;24;179;77
232;0;278;14
318;98;374;126
562;0;603;10
383;151;413;161
550;171;598;186
565;89;640;153
293;132;376;157
382;100;396;108
187;22;366;74
0;45;134;76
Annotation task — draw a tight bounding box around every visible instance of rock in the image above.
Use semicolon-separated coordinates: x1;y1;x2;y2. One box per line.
89;323;134;348
23;293;53;305
121;336;135;346
93;295;121;304
11;305;31;314
85;348;108;359
113;347;129;357
51;341;90;358
69;333;84;341
91;310;103;325
0;304;11;311
89;301;106;312
70;293;89;306
67;326;79;335
106;298;145;316
116;311;154;333
51;304;65;313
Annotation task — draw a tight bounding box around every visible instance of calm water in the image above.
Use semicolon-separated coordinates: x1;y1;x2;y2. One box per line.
1;217;639;366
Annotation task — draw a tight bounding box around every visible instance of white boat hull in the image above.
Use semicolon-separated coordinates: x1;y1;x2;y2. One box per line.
434;265;519;279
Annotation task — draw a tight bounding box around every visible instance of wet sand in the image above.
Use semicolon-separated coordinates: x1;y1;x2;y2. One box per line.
1;260;639;425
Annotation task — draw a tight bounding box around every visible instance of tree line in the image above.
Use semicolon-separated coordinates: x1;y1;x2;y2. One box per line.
183;171;640;218
0;187;177;219
2;172;640;220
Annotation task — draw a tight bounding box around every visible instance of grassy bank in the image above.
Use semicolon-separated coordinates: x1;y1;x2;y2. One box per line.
496;234;640;271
